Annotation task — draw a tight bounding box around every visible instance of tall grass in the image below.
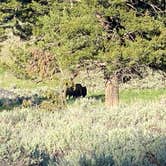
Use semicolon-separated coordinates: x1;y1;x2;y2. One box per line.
0;97;166;166
0;68;166;165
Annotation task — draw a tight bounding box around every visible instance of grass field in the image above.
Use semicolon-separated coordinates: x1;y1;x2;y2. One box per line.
0;97;166;166
0;69;166;102
0;69;166;166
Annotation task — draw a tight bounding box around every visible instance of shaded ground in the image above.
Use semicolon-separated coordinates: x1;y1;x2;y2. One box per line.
0;89;17;98
88;94;105;102
0;88;44;110
1;87;166;111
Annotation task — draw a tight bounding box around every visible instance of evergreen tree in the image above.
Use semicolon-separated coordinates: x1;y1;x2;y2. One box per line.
1;0;165;78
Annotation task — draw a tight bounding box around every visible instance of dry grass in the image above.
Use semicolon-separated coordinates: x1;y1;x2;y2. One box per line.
0;66;166;165
0;97;166;166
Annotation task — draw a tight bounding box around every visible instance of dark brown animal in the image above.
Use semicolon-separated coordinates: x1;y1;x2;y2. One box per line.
65;83;87;99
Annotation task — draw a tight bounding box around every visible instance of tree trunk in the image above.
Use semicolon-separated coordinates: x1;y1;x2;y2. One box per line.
105;75;119;108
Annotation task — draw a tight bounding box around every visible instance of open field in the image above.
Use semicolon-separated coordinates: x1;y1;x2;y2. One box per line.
0;68;166;103
0;69;166;166
0;97;166;166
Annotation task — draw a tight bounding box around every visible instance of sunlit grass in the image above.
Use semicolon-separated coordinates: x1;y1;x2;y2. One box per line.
120;88;166;103
0;69;165;104
88;88;166;104
0;98;166;165
0;71;59;89
0;69;166;165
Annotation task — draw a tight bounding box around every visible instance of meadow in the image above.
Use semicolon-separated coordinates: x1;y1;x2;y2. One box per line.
0;96;166;166
0;70;166;166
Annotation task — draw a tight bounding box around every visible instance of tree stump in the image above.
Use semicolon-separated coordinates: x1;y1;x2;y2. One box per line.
105;76;119;108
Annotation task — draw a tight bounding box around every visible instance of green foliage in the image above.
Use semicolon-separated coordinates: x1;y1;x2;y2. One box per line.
33;3;103;72
9;46;30;79
33;0;166;78
0;0;51;40
39;88;66;111
1;0;166;79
